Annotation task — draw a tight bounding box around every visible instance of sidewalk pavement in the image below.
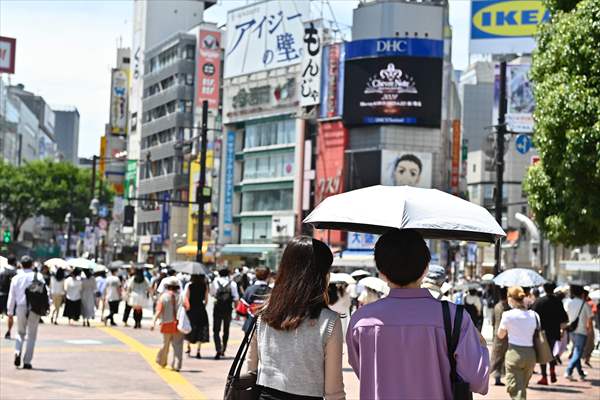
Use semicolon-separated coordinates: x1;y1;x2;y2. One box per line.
1;313;598;400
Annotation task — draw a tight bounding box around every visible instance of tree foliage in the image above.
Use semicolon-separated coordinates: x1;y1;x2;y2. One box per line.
524;0;600;245
0;160;113;240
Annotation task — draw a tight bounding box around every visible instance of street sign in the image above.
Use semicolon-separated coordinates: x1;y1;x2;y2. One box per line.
515;134;532;154
98;205;109;218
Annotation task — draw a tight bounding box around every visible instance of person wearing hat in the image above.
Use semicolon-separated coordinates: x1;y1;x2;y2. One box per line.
6;256;49;369
420;265;451;301
151;276;184;371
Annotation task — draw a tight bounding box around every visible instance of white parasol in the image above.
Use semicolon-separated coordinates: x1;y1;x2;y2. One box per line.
359;276;389;295
330;272;356;285
493;268;546;288
170;261;209;276
304;185;506;242
44;258;69;270
67;258;95;270
481;273;495;282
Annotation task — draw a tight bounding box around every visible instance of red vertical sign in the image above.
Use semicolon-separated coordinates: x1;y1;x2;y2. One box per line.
197;30;221;110
451;120;461;194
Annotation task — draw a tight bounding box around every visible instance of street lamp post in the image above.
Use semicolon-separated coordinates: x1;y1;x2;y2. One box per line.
494;61;507;276
196;100;209;263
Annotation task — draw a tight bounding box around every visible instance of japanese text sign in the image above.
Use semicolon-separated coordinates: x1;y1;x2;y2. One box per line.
110;69;129;135
0;36;16;74
197;29;221;110
299;20;322;107
224;0;309;78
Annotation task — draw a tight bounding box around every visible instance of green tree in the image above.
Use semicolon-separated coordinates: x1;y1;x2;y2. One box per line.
524;0;600;245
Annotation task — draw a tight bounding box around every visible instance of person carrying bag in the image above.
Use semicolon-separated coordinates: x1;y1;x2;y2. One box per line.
533;314;553;365
442;301;473;400
224;315;258;400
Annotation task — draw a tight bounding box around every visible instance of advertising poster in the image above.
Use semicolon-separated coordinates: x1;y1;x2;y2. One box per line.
160;192;170;241
315;121;347;204
380;150;432;188
124;160;137;200
343;56;442;126
224;0;310;78
222;131;236;239
197;29;221;110
0;36;16;74
506;64;534;133
110;68;129;135
319;43;345;118
451;120;461;193
299;20;322;107
470;0;549;54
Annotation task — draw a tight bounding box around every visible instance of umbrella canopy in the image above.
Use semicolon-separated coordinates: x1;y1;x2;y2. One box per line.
93;264;108;273
44;258;69;270
109;260;125;269
303;185;506;242
493;268;545;288
67;258;95;270
330;272;356;285
589;290;600;301
134;262;154;270
350;269;371;278
358;276;389;295
170;261;209;276
481;273;495;282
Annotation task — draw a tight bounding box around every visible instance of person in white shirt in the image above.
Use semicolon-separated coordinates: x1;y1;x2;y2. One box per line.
210;267;239;359
6;256;48;369
63;269;83;325
103;269;122;326
497;286;540;400
565;284;593;381
49;267;66;325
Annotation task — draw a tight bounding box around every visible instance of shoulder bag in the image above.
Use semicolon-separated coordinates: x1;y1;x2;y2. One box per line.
442;301;473;400
532;312;553;364
160;294;179;334
565;301;585;332
224;314;258;400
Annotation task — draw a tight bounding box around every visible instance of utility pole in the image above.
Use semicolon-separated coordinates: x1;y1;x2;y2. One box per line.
196;100;209;263
494;61;507;276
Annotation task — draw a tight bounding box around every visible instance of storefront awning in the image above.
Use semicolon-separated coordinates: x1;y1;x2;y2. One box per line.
220;244;280;256
176;242;213;256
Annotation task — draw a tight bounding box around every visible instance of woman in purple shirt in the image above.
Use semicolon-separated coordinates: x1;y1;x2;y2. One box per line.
347;229;490;399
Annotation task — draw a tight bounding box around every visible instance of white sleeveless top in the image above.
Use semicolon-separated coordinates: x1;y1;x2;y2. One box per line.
256;308;339;397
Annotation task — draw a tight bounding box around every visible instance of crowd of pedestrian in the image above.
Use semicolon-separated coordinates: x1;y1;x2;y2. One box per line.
1;231;598;400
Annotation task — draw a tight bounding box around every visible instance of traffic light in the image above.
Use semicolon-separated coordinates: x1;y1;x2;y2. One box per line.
124;205;135;227
2;230;11;244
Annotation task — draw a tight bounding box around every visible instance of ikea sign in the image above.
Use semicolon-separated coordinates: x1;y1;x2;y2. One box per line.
470;0;549;54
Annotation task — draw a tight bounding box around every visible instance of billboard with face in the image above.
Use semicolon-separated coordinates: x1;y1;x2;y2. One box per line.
381;150;432;188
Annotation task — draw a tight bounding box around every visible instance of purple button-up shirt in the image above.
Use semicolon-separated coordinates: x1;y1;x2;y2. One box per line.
347;288;489;399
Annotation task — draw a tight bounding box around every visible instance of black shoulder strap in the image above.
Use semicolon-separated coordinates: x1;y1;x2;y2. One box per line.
228;315;258;379
442;301;463;383
575;301;585;319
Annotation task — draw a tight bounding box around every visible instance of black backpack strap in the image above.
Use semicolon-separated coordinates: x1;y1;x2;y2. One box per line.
442;301;462;383
228;314;258;379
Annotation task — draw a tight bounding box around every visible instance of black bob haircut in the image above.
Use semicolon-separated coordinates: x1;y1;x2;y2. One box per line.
374;229;431;286
394;154;423;173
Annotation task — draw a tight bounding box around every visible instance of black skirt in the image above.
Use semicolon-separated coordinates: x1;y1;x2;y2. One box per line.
63;298;81;320
185;305;210;344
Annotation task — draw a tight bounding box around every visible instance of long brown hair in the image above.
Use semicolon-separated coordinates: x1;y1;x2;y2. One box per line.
261;236;333;331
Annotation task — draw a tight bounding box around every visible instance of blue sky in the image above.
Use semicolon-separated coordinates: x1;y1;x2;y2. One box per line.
0;0;471;158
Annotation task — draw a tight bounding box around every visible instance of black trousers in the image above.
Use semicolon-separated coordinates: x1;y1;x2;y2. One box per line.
122;303;132;323
107;301;120;324
213;309;232;354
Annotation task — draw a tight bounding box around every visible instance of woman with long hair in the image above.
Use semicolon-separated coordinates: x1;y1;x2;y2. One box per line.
81;268;97;327
127;269;150;329
497;286;540;400
183;274;210;358
50;267;66;324
247;236;345;400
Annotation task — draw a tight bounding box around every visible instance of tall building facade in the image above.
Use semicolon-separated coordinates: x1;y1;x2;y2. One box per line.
54;107;80;164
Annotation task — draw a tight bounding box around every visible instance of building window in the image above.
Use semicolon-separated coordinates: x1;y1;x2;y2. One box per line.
244;119;295;149
241;189;293;212
241;219;272;243
185;44;195;60
243;151;295;180
131;112;137;131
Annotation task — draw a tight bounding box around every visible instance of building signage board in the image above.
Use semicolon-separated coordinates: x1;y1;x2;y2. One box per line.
345;38;443;60
343;56;443;126
381;150;433;189
224;0;310;78
124;160;137;200
197;29;221;110
470;0;549;54
347;232;379;250
299;20;323;107
0;36;16;74
222;131;236;238
506;64;534;133
110;68;129;135
319;43;345;118
451;120;461;193
160;192;170;241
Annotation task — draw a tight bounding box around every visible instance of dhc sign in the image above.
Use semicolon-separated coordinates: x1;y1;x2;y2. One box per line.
470;0;549;54
345;38;443;60
376;39;408;53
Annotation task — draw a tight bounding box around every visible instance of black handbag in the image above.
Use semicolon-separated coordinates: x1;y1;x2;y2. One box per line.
224;316;259;400
565;301;584;332
442;301;473;400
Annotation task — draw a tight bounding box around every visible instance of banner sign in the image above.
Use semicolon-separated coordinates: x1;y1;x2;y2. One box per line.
109;69;129;135
470;0;549;54
345;38;443;60
451;120;461;193
0;36;16;74
506;64;534;133
124;160;137;200
222;131;235;238
319;43;345;118
299;20;323;107
224;0;310;78
160;192;170;241
343;56;442;126
197;29;221;110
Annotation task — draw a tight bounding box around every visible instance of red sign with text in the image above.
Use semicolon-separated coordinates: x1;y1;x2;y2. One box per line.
0;36;16;74
314;120;348;246
197;30;221;110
